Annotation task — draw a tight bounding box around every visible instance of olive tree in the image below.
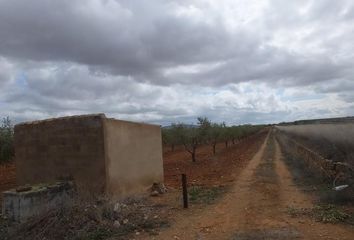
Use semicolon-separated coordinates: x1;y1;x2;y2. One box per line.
162;117;264;162
209;123;223;155
221;122;232;148
162;124;181;152
0;117;14;163
174;117;211;162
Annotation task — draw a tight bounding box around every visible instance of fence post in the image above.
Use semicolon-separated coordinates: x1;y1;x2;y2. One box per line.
181;174;188;208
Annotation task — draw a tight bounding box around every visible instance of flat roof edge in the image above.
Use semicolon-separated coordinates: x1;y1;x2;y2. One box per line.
104;118;161;127
16;113;107;127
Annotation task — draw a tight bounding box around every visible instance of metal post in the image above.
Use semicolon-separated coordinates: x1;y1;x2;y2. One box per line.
181;174;188;208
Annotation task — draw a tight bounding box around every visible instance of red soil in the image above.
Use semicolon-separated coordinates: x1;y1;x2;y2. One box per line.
0;162;16;202
163;130;268;189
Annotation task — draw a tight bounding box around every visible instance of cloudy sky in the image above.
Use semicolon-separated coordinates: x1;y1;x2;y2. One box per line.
0;0;353;125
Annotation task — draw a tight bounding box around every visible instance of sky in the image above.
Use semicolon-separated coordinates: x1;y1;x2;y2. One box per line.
0;0;354;126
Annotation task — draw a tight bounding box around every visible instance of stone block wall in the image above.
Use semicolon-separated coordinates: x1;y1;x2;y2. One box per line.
15;114;107;195
14;114;163;198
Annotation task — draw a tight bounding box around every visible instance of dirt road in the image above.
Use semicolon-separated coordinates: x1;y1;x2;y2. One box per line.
151;131;354;239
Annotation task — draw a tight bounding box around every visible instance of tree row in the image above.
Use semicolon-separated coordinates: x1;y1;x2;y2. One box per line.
162;117;264;162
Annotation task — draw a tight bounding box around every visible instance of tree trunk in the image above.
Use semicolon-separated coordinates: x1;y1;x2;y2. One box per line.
213;144;216;155
171;144;175;152
192;151;196;162
225;141;228;148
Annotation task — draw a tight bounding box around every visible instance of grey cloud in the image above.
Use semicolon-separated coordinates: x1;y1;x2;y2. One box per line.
169;49;352;88
314;80;354;93
264;0;354;28
0;57;15;87
0;0;236;82
1;0;353;87
338;93;354;103
1;0;354;124
0;63;190;123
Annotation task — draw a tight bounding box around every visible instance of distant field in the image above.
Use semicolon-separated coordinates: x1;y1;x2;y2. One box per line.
277;124;354;165
279;116;354;125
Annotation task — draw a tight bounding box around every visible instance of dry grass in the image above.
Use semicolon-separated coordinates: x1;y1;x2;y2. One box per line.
287;204;353;224
188;185;227;204
0;196;169;240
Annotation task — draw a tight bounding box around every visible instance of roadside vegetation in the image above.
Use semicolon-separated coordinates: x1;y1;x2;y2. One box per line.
283;162;354;225
162;117;264;162
188;185;227;204
0;117;14;164
277;124;354;165
287;204;352;224
277;126;354;225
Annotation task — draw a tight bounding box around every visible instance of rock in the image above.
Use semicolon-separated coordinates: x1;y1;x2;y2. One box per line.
113;203;121;212
113;220;121;228
123;219;129;224
151;182;167;194
150;190;159;197
16;186;32;192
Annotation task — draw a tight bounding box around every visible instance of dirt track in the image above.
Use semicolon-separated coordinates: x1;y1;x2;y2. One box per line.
150;130;354;239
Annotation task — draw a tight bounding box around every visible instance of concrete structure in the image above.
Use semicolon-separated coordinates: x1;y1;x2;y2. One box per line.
2;182;74;222
14;114;163;199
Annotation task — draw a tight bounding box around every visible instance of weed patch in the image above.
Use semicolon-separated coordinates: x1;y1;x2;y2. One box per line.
312;204;350;223
278;139;354;205
287;204;352;224
189;185;226;204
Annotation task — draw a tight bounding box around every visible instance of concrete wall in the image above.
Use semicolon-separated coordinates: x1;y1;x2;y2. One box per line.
2;182;74;222
14;114;107;195
104;119;163;198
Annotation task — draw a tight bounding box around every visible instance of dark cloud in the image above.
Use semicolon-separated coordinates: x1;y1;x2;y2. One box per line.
1;0;353;87
0;0;237;82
